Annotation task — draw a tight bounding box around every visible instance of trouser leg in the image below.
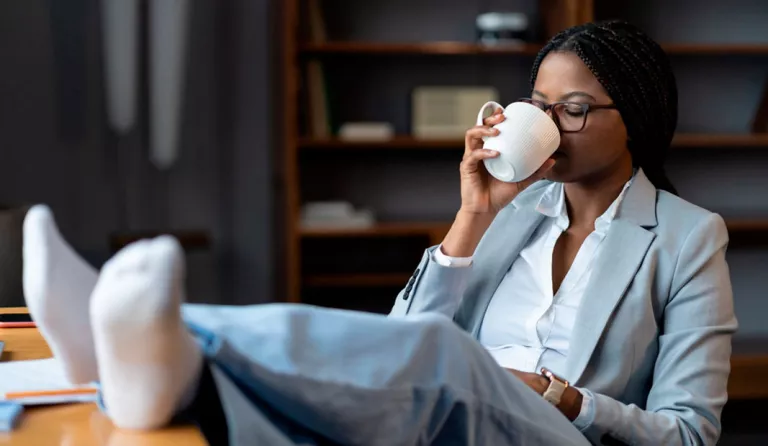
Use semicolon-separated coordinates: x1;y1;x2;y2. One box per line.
181;303;590;446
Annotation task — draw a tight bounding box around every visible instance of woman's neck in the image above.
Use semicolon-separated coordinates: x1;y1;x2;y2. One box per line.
563;161;634;229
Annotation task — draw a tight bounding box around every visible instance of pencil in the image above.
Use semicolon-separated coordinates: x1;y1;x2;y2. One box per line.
0;322;37;329
5;387;98;400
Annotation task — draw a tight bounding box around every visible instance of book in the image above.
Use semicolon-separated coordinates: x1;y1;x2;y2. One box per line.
0;359;99;406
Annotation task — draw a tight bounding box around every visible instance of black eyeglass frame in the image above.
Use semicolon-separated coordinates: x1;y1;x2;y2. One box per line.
518;97;618;133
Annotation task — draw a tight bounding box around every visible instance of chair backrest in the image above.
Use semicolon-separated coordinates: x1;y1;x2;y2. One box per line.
0;205;30;308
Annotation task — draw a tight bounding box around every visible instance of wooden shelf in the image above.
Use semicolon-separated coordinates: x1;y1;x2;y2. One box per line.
304;273;412;287
729;337;768;399
300;136;461;150
300;42;768;57
301;41;543;56
726;218;768;232
663;43;768;55
300;134;768;150
672;133;768;148
301;222;452;238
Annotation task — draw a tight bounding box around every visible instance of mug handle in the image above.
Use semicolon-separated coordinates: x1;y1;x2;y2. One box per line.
476;101;504;126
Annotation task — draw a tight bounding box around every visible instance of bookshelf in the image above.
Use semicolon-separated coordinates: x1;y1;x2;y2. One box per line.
279;2;768;418
282;0;768;309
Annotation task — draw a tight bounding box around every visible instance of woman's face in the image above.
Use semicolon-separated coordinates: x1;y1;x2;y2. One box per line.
532;51;631;183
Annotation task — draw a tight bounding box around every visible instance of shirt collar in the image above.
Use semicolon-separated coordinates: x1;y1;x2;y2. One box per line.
535;181;565;217
533;170;636;234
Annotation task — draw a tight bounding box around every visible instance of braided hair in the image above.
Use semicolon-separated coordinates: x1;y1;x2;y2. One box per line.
531;20;678;194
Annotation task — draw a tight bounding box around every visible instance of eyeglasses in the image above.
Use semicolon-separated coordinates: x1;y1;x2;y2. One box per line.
517;98;618;133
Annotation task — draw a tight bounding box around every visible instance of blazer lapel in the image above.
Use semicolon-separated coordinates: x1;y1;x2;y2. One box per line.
564;220;655;383
454;185;548;337
564;169;659;384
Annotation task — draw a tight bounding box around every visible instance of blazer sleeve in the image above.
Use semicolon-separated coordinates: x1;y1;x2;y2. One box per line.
388;246;473;318
580;213;738;446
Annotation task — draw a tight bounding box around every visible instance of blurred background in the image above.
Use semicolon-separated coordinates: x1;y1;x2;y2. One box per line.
0;0;275;306
2;0;768;443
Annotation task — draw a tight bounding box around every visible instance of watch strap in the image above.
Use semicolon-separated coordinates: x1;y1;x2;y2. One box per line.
540;367;569;406
542;377;567;405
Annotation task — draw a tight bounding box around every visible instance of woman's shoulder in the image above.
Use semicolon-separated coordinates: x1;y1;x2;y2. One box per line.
654;190;728;241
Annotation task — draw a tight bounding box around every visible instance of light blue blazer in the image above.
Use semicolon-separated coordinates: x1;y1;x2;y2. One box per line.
390;169;738;445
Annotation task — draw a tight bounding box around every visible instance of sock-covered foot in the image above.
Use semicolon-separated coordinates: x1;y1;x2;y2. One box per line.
23;204;99;384
90;236;203;430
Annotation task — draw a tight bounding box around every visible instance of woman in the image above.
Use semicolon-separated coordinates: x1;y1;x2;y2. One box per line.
390;20;736;445
23;21;734;446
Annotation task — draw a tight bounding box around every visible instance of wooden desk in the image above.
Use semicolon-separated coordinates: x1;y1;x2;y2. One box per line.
0;308;207;445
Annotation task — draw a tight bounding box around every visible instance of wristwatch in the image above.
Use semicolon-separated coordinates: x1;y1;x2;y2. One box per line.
540;367;569;406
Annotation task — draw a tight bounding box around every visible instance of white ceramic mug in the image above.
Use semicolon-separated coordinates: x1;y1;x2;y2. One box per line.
476;101;561;183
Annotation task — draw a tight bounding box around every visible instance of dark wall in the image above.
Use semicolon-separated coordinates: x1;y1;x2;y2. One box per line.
0;0;276;304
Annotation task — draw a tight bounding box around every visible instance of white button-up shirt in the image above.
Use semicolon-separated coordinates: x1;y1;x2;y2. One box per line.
434;175;634;426
478;178;631;374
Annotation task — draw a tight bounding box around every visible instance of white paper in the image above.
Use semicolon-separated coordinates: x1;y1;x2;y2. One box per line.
0;359;98;405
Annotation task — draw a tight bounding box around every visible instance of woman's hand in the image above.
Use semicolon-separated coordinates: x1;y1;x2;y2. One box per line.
460;108;555;216
505;369;549;394
505;368;584;422
439;109;556;257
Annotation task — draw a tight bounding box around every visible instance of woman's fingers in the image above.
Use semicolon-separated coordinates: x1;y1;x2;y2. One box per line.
461;148;499;174
464;126;499;155
483;110;505;127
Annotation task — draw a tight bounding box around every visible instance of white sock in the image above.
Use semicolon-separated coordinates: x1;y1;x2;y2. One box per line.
90;236;203;430
23;205;99;384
